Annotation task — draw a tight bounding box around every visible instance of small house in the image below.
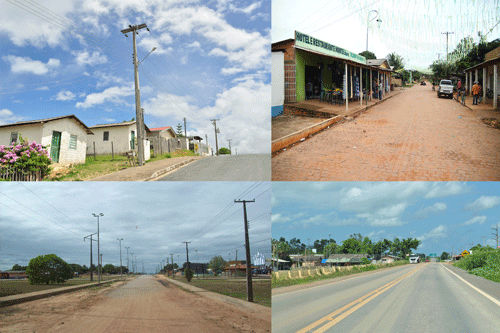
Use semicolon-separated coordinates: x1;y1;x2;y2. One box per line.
325;253;369;266
0;115;92;165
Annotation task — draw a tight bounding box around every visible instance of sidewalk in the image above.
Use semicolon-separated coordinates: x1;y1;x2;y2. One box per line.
0;279;121;307
89;156;203;181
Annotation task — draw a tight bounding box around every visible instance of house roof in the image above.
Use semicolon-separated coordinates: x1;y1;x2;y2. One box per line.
149;126;172;131
90;121;150;132
367;59;387;66
326;253;369;263
0;115;93;134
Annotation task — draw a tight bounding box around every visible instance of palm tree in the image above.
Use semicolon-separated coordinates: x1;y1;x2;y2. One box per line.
386;52;405;71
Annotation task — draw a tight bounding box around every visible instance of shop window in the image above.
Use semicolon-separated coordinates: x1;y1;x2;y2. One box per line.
103;131;109;141
69;135;77;150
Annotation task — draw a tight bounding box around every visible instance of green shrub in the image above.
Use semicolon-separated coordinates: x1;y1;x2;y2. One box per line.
0;135;52;178
26;254;73;285
185;268;194;282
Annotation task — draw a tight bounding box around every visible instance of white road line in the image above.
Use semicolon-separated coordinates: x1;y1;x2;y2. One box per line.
272;264;415;297
441;264;500;307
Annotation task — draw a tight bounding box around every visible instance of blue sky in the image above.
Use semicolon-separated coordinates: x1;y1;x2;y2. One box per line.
273;0;500;71
0;181;271;273
0;0;271;153
272;182;500;256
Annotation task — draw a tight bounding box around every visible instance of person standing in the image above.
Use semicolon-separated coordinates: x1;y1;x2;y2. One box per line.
478;83;483;104
472;81;480;105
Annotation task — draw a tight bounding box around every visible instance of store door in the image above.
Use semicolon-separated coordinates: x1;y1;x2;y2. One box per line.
305;66;322;99
50;131;61;163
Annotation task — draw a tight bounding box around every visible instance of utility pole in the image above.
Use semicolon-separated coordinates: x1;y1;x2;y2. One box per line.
130;253;134;274
481;236;487;247
170;254;174;276
183;242;191;271
125;247;130;276
183;117;187;137
134;255;137;273
235;249;238;279
121;23;150;166
234;199;255;302
142;261;144;274
235;148;237;155
493;224;499;249
205;134;208;147
441;31;454;77
436;53;441;61
227;139;232;155
92;213;103;284
211;119;220;156
84;233;97;281
117;238;123;279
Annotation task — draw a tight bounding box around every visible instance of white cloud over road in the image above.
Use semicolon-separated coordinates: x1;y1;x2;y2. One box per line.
465;196;500;211
75;85;134;109
3;55;60;75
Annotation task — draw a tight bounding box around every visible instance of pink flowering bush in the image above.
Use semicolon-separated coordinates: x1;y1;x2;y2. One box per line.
0;135;52;179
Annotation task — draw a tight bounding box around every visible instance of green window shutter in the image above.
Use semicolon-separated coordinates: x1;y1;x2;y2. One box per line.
69;135;78;150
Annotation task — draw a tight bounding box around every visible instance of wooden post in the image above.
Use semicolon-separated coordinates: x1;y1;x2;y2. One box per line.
111;141;114;160
494;64;498;109
93;142;96;161
483;67;487;101
370;69;372;101
345;62;348;111
360;66;363;105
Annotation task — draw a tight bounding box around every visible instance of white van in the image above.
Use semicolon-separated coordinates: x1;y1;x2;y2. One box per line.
409;255;420;264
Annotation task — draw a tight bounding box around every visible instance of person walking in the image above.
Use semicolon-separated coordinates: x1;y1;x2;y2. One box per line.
472;81;480;105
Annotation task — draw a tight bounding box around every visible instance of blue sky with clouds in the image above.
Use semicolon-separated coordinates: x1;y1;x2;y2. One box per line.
272;182;500;256
0;0;270;153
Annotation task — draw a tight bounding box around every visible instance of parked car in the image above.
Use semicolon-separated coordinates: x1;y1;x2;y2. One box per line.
409;255;420;264
437;80;454;98
420;81;426;86
425;259;430;262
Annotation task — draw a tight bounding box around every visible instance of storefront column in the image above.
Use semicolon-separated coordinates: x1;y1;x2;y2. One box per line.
360;67;363;105
345;63;348;111
470;72;473;92
475;69;478;84
370;69;372;100
465;71;468;92
350;67;353;99
483;67;487;101
494;64;498;109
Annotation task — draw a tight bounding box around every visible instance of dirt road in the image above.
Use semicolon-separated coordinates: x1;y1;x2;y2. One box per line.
272;84;500;180
0;275;271;333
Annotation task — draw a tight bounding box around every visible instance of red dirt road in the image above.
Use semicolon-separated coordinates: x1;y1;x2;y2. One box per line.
272;84;500;181
0;276;270;333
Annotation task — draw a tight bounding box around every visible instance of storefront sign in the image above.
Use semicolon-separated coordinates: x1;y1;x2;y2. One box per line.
295;31;366;65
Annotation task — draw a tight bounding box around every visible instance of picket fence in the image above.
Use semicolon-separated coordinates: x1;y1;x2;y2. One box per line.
0;165;42;181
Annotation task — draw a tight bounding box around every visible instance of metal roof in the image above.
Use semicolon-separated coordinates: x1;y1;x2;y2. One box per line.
0;114;93;134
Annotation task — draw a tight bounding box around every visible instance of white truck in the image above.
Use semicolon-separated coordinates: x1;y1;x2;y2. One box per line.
409;254;420;264
437;79;454;99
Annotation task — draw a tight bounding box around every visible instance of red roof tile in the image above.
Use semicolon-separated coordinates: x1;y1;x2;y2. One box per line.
150;126;172;131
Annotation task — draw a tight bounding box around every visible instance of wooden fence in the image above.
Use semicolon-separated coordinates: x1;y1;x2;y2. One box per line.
0;165;42;181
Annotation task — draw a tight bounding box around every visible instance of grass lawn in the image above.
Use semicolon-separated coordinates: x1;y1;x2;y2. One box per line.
47;149;198;181
173;277;271;307
0;279;95;297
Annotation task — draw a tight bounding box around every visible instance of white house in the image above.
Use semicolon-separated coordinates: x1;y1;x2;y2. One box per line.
0;115;92;165
147;126;176;140
87;121;150;160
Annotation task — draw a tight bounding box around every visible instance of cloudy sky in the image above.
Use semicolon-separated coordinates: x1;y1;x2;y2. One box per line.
0;0;271;153
272;182;500;256
0;181;271;273
273;0;500;71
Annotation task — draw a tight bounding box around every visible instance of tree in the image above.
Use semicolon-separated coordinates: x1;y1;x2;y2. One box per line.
11;264;27;271
440;252;450;261
176;123;184;137
386;52;405;71
102;264;116;274
185;268;194;282
218;147;231;155
359;51;376;60
324;242;337;257
208;255;226;276
26;254;73;285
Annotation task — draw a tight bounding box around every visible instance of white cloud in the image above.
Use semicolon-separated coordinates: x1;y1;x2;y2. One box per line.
465;196;500;211
229;1;262;14
418;225;447;241
55;90;76;101
425;182;467;198
463;215;487;226
75;85;134;109
271;213;291;224
415;202;447;218
0;109;25;125
3;55;60;75
138;33;173;55
73;50;108;66
187;41;201;48
35;86;50;91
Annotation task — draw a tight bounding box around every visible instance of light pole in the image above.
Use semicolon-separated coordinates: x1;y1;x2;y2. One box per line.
130;253;134;274
125;247;130;275
366;10;382;52
117;238;123;278
92;213;103;284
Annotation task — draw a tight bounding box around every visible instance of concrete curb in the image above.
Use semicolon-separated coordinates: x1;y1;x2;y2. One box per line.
0;278;121;308
272;90;404;154
157;275;270;312
143;157;197;181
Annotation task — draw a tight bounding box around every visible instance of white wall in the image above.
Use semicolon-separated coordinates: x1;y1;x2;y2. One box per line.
272;52;285;108
88;124;134;155
0;124;43;146
41;118;88;165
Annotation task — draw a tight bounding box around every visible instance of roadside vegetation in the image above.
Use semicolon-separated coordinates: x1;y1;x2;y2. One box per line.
272;261;408;288
453;245;500;283
47;149;197;181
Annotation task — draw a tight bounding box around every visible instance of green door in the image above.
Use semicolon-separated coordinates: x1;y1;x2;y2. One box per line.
50;131;61;163
130;131;135;150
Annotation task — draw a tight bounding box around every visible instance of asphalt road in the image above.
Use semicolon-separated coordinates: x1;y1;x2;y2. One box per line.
158;154;271;181
272;263;500;333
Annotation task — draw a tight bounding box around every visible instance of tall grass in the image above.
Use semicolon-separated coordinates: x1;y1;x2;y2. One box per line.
454;248;500;283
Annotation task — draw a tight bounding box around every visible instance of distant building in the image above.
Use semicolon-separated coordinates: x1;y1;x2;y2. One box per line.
325;253;369;266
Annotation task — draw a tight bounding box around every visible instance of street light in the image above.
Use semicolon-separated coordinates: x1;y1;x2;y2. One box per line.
366;10;382;51
117;238;123;279
92;213;103;284
138;46;157;66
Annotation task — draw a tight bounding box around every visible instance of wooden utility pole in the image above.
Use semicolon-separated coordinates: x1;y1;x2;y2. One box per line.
493;224;499;249
183;118;187;137
84;233;97;281
227;139;232;155
183;242;191;270
121;23;150;166
211;119;220;156
234;199;255;302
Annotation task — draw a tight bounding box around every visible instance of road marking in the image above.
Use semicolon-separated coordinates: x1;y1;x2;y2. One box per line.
440;264;500;308
295;265;425;333
273;264;411;297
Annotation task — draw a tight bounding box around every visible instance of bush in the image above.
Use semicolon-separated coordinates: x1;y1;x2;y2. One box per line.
0;135;52;178
360;258;371;265
185;268;194;282
26;254;73;285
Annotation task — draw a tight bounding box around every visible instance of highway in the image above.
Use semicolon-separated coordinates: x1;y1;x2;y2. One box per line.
272;263;500;333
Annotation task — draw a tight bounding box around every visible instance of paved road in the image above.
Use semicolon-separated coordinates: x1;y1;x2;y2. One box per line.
158;154;271;181
49;275;268;333
272;263;500;333
272;84;500;180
